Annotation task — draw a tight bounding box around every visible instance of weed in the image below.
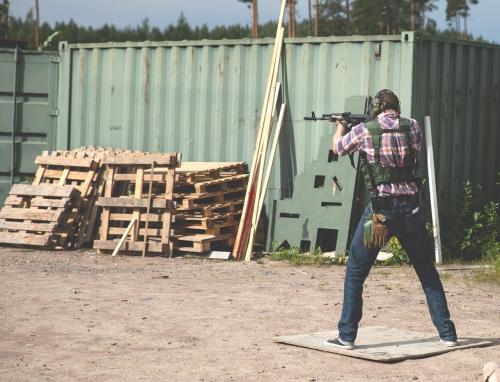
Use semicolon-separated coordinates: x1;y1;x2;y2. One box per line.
442;178;500;263
268;243;347;266
378;237;410;265
471;257;500;285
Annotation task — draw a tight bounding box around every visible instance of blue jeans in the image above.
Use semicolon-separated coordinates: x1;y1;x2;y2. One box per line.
338;201;457;342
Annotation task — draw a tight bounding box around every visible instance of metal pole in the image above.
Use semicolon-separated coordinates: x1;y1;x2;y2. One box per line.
424;116;443;264
10;47;19;186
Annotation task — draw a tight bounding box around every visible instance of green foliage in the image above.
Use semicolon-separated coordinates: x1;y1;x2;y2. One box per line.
379;236;410;265
268;243;347;266
2;1;490;49
442;178;500;262
317;0;350;36
351;0;437;35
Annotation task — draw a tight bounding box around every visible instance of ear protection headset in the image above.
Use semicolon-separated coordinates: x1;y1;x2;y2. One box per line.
370;89;400;117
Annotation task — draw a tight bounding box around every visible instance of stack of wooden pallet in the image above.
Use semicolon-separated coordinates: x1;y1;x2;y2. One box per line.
0;147;249;257
32;149;101;248
172;162;249;254
0;184;81;248
93;153;181;256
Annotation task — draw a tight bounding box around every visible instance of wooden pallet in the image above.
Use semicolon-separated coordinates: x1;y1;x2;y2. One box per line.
176;162;248;184
174;233;235;253
0;184;81;247
93;153;180;256
170;162;248;254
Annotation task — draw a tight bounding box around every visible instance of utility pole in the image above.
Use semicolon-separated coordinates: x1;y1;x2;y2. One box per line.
314;0;319;37
288;0;296;37
307;0;312;36
252;0;258;38
34;0;40;49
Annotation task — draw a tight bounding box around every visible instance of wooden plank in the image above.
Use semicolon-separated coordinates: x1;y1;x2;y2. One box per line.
109;226;162;237
99;167;115;242
96;197;171;209
94;240;167;253
9;184;79;198
111;218;136;256
113;173;165;182
162;168;175;257
109;213;162;223
57;168;70;186
276;326;494;362
176;233;234;243
33;167;45;185
78;168;96;197
194;174;249;193
132;167;144;241
35;156;95;168
0;231;52;246
143;162;155;257
41;169;89;181
245;102;287;261
0;221;58;232
232;9;286;260
0;208;64;222
102;153;178;166
4;196;69;208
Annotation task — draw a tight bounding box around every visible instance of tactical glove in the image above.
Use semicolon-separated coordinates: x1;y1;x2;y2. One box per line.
364;213;388;250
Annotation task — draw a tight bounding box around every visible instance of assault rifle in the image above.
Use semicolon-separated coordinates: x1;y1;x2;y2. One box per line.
304;111;370;128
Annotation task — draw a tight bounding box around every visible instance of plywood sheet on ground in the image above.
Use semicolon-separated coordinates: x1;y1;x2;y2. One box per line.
276;326;493;362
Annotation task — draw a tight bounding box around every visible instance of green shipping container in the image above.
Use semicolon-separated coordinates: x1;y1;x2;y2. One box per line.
1;32;498;253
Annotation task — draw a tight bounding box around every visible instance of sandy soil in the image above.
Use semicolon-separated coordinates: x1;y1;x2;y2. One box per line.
0;248;498;382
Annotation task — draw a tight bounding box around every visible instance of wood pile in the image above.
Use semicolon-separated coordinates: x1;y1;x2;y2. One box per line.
93;153;180;256
173;162;248;253
0;184;81;248
0;148;248;257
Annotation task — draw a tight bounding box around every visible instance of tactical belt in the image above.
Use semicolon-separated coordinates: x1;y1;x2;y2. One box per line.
372;194;420;211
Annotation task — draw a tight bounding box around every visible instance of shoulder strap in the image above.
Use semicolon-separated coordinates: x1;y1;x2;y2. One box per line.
365;120;383;161
398;118;412;147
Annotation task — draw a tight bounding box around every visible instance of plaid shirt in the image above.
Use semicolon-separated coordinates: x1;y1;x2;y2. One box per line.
336;111;421;196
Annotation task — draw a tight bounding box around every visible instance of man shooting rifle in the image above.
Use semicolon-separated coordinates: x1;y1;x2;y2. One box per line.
324;89;458;350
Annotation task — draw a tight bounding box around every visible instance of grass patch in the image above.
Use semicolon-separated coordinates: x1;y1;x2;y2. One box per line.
471;258;500;285
268;246;347;266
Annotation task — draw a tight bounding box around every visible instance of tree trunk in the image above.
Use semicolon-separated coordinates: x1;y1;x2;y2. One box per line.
252;0;258;38
410;0;415;30
2;0;9;38
35;0;40;49
463;14;468;38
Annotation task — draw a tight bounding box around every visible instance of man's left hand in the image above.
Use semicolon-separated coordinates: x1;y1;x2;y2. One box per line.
335;119;347;135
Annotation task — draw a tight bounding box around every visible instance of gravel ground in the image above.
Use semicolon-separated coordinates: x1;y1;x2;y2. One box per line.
0;248;498;382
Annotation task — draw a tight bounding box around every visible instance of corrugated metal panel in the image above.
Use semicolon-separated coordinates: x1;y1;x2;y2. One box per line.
56;35;413;244
412;36;500;213
0;49;59;203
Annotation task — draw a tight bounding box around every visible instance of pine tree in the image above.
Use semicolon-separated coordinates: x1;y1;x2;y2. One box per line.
0;0;9;38
317;0;349;36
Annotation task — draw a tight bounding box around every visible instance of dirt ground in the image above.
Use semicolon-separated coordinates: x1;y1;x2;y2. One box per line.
0;248;498;382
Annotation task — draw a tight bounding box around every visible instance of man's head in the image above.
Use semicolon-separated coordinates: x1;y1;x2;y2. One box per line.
370;89;400;117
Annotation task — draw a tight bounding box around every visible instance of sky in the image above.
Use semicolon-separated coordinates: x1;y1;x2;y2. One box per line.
9;0;499;43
